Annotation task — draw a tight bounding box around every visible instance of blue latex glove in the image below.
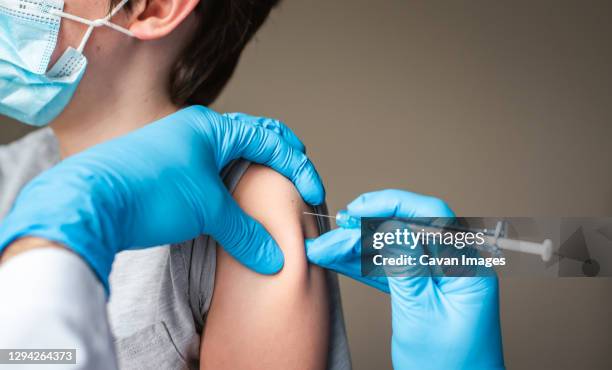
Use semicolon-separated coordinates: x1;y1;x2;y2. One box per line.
0;106;324;293
306;189;505;370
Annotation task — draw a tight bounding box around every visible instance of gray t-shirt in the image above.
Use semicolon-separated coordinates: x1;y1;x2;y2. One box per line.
0;128;351;370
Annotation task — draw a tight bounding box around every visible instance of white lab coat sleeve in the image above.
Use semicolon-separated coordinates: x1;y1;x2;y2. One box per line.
0;248;117;370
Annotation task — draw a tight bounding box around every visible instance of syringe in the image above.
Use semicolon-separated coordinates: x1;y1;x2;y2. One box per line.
303;210;360;228
304;211;554;262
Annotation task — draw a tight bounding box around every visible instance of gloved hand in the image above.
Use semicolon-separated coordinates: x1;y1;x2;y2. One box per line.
306;189;505;370
0;106;324;293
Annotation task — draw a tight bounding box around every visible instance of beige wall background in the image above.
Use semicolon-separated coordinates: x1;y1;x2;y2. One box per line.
2;0;611;368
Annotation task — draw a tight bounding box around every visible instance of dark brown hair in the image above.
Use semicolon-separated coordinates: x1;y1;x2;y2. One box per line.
111;0;281;106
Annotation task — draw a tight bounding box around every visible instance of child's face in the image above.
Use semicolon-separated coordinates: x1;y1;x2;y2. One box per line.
39;0;199;123
41;0;142;121
51;0;132;62
1;0;199;126
48;0;133;93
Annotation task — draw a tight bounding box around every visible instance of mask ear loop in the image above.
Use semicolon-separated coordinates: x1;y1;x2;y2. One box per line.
48;0;134;53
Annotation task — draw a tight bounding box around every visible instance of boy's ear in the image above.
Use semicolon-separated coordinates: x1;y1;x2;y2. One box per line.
128;0;200;40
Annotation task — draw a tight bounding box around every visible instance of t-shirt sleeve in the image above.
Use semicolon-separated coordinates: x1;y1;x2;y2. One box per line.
0;128;60;220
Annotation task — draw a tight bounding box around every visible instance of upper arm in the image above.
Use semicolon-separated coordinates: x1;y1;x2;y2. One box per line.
199;164;330;370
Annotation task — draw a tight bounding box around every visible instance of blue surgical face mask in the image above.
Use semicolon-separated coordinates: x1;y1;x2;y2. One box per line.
0;0;133;127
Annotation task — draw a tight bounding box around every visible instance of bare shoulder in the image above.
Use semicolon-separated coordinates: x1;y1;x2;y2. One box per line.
199;163;330;370
232;163;319;239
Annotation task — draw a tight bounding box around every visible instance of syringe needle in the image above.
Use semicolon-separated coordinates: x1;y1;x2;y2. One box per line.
302;211;336;219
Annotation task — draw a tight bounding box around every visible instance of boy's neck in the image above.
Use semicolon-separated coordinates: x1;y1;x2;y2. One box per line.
50;91;179;158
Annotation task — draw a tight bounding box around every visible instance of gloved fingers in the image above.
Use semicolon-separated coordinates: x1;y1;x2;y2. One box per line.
388;276;437;308
305;228;361;266
379;220;437;304
225;122;325;205
346;189;455;218
223;112;306;153
306;228;390;293
435;274;499;298
375;219;433;277
206;186;285;275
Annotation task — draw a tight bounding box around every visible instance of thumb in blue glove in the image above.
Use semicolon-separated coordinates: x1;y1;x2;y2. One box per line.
0;106;325;293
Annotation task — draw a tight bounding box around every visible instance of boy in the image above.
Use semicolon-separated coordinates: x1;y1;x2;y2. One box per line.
0;0;350;368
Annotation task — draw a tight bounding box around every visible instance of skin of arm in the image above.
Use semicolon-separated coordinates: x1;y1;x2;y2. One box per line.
199;164;330;370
